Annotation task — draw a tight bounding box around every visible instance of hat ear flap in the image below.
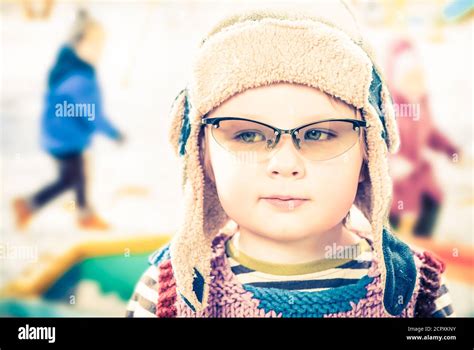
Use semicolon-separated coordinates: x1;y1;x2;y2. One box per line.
362;96;401;316
169;106;213;313
168;89;229;314
169;89;191;157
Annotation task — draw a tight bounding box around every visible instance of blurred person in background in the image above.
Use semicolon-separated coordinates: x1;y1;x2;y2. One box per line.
387;38;461;239
12;9;124;231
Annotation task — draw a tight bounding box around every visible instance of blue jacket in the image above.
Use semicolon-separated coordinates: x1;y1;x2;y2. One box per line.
40;45;120;156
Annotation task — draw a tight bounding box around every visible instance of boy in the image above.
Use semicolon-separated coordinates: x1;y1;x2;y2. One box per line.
127;6;453;318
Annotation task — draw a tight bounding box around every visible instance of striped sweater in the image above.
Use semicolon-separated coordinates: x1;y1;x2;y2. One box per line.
126;233;454;318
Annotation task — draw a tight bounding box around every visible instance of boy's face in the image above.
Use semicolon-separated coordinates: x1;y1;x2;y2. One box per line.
75;24;105;66
204;83;365;242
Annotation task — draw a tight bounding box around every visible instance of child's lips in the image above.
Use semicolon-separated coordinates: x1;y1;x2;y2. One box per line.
260;196;309;211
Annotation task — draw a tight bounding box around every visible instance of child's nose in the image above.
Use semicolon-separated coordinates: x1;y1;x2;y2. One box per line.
266;134;305;179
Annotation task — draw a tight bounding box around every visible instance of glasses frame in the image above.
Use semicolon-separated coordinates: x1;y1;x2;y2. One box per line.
202;116;370;160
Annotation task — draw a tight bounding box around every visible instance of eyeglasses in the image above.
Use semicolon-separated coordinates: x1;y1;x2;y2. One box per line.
202;116;369;162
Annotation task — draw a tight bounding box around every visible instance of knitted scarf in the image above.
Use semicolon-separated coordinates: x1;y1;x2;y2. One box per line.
154;234;444;318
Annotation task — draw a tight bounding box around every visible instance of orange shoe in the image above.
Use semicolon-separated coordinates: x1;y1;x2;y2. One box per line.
12;198;34;231
78;212;110;231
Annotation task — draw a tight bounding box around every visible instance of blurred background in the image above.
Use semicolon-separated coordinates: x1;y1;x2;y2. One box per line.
0;0;472;317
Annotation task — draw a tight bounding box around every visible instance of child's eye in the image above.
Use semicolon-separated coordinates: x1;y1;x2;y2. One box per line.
234;131;265;143
304;129;334;141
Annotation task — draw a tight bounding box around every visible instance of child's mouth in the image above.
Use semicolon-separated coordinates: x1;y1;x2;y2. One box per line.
261;197;309;211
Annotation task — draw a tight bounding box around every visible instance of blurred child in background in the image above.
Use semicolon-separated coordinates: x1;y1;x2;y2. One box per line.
13;9;124;231
386;38;461;238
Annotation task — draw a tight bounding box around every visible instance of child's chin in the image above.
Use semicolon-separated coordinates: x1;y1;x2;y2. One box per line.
262;231;317;243
254;222;319;242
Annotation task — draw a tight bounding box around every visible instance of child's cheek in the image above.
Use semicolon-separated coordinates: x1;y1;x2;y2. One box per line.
309;155;361;214
207;137;259;212
208;135;363;236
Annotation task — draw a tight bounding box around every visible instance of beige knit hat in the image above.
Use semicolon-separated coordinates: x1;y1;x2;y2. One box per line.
167;4;413;316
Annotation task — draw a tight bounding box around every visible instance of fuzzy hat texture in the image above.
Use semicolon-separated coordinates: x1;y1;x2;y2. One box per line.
166;3;410;316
